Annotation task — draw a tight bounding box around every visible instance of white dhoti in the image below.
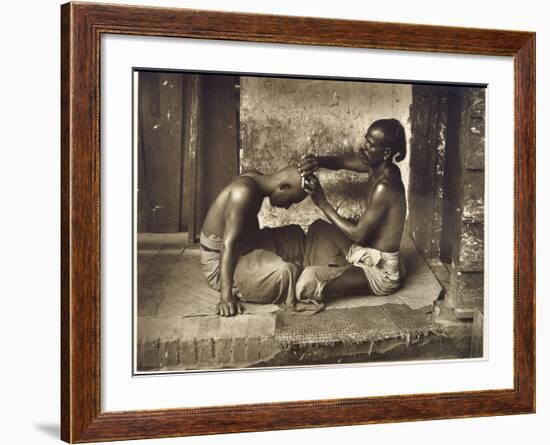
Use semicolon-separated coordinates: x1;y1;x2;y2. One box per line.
345;245;406;296
296;219;406;302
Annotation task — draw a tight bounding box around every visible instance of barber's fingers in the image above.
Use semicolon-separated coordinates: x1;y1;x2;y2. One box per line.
299;159;316;169
306;175;320;190
237;301;244;314
298;155;318;175
299;164;318;176
303;176;318;194
299;154;316;164
300;166;317;177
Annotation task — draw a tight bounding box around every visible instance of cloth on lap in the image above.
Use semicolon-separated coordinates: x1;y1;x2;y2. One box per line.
346;245;406;296
199;225;305;305
298;219;406;301
296;265;351;302
233;249;300;304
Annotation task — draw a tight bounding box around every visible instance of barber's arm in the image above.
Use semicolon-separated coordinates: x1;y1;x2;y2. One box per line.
298;153;369;175
309;176;389;244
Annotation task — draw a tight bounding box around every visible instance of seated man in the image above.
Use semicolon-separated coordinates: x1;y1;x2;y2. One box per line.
200;166;309;316
297;118;407;302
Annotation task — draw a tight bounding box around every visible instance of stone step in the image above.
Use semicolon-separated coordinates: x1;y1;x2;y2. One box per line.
137;310;475;372
137;314;278;371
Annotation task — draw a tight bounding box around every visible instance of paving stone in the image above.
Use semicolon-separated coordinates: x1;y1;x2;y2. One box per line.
154;250;279;317
259;337;278;362
138;317;184;343
138;232;188;251
162;340;179;367
213;338;232;367
245;337;261;363
231;338;247;366
196;338;215;368
138;285;165;317
178;339;197;369
139;339;160;370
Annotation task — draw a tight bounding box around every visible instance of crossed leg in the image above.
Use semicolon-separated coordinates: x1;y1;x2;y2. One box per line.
298;219;372;301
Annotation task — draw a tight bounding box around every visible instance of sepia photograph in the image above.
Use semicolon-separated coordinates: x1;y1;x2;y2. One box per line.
134;70;485;374
55;1;536;441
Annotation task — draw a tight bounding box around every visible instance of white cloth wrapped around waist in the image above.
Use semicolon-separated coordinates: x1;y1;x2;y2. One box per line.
295;244;406;302
345;244;406;296
199;231;223;291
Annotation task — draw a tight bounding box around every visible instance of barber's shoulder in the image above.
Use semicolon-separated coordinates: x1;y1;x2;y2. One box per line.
372;177;404;201
371;181;392;199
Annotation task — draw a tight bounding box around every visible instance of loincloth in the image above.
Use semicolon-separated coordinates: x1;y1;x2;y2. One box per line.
199;231;223;291
199;226;306;306
345;244;406;296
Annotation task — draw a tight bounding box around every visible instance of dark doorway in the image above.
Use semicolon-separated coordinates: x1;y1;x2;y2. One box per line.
137;71;240;241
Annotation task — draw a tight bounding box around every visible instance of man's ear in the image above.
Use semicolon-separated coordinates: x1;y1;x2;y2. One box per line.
384;147;392;160
279;182;292;191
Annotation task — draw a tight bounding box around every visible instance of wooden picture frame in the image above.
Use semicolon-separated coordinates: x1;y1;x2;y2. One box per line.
61;2;535;442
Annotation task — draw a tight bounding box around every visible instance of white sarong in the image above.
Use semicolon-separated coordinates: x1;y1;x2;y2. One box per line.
345;244;405;296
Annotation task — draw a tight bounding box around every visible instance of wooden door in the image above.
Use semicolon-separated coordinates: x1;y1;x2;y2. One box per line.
137;71;186;233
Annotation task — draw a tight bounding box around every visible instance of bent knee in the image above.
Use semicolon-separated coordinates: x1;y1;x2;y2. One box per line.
296;267;320;301
277;261;300;282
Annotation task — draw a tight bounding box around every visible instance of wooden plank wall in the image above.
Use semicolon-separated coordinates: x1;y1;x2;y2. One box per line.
137;72;240;239
407;85;449;261
137;71;186;233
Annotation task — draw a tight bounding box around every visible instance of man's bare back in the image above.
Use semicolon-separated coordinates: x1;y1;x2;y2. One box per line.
201;173;263;242
199;166;309;316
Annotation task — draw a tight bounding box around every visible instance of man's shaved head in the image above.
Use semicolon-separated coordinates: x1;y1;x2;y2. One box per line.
269;166;308;208
279;166;304;189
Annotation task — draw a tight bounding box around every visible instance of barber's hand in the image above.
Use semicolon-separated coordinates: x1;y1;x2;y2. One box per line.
307;175;328;208
216;294;244;317
298;154;319;176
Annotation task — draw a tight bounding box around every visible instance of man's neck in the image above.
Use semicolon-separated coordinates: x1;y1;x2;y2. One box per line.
370;160;391;180
252;173;277;197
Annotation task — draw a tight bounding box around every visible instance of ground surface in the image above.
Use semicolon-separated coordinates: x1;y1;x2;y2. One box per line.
136;232;475;373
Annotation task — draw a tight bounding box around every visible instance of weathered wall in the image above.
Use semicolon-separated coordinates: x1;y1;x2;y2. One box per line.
448;88;485;311
407;85;485;311
240;77;412;229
